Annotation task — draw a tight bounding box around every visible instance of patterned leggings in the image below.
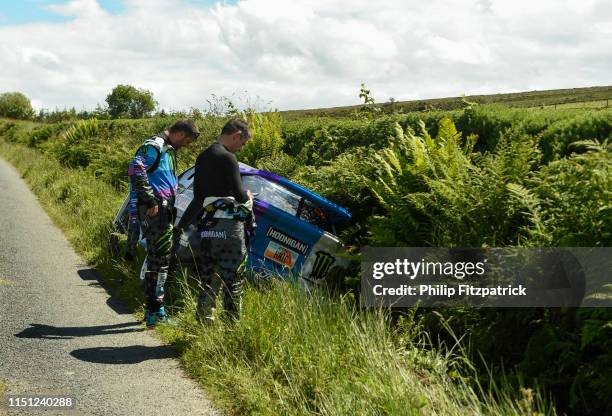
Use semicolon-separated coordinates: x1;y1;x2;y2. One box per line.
197;219;246;319
138;203;173;313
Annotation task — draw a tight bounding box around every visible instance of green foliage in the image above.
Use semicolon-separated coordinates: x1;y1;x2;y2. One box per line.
359;82;376;106
255;152;300;179
281;112;460;164
294;146;377;211
454;105;612;163
539;112;612;162
573;309;612;411
87;145;133;191
106;84;157;119
28;125;58;149
513;308;612;414
356;82;381;118
366;118;546;246
2;99;611;415
0;92;34;120
51;119;100;168
291;147;381;251
532;141;611;246
0;91;35;120
239;111;285;167
287;117;403;165
159;277;551;416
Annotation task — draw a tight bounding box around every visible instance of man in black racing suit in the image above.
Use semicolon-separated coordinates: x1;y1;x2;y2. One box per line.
175;118;253;323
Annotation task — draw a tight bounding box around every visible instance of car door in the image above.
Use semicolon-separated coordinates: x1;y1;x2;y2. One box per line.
242;174;324;277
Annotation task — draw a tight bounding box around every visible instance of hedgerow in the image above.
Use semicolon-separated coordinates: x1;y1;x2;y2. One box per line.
1;102;610;414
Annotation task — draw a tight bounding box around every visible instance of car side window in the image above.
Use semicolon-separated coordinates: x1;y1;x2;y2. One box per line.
242;175;300;216
298;198;331;232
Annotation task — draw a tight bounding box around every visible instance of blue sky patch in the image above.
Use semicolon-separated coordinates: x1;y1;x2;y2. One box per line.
0;0;122;25
0;0;237;26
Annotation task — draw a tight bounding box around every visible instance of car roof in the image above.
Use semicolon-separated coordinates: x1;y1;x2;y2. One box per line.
238;162;352;224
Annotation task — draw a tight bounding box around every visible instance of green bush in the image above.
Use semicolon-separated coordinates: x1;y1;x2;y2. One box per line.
240;111;285;167
106;84;156;119
539;111;612;163
533;140;611;246
28;124;62;149
51;119;100;168
0;91;35;120
292;147;379;244
366;118;546;246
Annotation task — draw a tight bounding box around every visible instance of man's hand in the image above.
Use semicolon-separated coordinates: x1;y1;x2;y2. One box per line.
247;190;254;201
147;205;159;217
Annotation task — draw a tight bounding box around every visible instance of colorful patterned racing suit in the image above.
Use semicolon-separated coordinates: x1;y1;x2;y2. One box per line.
127;133;177;315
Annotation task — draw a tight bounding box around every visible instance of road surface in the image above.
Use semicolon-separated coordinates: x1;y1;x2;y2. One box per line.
0;157;219;416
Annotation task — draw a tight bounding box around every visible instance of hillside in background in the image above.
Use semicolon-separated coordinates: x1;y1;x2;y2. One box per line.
280;85;612;118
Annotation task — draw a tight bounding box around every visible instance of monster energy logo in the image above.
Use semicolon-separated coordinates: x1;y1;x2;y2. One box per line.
310;251;335;280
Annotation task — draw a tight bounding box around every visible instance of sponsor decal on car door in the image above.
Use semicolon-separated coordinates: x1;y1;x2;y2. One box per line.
263;241;300;268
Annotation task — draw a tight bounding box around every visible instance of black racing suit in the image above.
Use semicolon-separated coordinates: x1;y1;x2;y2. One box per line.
177;142;250;319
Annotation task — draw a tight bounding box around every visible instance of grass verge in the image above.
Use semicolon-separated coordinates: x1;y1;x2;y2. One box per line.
0;140;555;415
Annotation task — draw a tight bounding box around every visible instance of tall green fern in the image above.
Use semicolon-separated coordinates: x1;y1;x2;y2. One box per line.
366;118;549;247
240;111;285;167
532;143;611;246
51;119;99;168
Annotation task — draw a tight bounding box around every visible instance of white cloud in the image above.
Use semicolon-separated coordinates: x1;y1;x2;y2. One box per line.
0;0;610;111
21;47;61;69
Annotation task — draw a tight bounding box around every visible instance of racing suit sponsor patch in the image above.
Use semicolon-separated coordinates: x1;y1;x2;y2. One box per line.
201;230;227;239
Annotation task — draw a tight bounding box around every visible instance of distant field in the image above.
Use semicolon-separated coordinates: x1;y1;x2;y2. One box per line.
542;99;611;109
280;85;612;118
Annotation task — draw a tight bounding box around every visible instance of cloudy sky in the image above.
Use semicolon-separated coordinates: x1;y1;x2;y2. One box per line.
0;0;611;112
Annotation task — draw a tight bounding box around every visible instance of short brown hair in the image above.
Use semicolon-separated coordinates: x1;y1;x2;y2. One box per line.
221;118;250;139
170;119;200;138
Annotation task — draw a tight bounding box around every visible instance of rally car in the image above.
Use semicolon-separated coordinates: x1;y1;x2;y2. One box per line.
109;162;352;284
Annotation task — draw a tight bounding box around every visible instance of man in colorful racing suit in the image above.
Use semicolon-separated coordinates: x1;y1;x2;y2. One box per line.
175;118;253;323
128;120;199;326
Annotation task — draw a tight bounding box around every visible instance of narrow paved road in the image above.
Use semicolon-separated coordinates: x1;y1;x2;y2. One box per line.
0;158;219;416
